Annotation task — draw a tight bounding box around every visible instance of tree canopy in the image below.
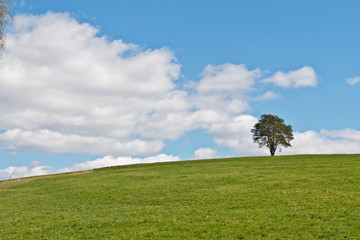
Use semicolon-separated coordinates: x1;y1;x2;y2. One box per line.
251;114;294;156
0;0;13;56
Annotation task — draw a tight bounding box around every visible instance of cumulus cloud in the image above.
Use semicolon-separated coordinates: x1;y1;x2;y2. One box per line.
0;154;180;180
283;128;360;155
0;12;183;156
0;14;266;157
263;66;317;88
205;115;360;157
192;148;218;160
0;164;59;180
254;91;280;101
0;129;164;155
64;154;180;172
197;64;260;94
193;64;260;117
0;11;348;165
207;115;268;156
3;126;360;180
346;76;360;86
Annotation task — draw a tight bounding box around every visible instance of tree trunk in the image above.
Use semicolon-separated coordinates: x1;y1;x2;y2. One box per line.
270;147;276;156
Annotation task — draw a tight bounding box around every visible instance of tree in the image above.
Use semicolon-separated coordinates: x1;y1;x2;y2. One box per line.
251;114;294;156
0;0;13;56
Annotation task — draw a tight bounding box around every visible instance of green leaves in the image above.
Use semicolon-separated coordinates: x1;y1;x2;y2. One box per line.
251;114;294;156
0;0;13;56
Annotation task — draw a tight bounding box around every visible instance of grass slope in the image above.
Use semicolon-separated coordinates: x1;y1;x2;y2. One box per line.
1;154;360;239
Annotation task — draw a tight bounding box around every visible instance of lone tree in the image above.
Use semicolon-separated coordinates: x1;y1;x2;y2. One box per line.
0;0;13;56
251;114;294;156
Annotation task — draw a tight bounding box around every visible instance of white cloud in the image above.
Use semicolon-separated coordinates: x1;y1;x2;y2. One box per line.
207;115;268;156
346;76;360;86
193;64;260;117
282;128;360;155
212;126;360;157
263;66;317;88
197;64;260;94
0;129;164;156
3;125;360;180
192;148;218;160
0;164;59;180
0;12;183;155
206;114;360;157
0;11;347;163
255;91;280;101
0;154;180;180
0;15;264;157
64;154;180;172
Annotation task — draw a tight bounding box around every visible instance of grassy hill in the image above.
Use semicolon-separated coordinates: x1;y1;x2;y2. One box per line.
1;154;360;239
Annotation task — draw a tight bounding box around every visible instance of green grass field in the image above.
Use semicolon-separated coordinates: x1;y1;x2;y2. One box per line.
1;154;360;239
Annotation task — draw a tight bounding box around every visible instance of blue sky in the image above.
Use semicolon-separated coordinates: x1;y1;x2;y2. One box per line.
1;0;360;179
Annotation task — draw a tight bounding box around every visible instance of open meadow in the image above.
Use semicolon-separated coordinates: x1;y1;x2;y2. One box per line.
1;154;360;239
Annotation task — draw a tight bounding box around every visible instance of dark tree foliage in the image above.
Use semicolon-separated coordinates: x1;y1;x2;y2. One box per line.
251;114;294;156
0;0;13;56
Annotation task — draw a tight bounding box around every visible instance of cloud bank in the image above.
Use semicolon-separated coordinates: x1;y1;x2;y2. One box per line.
0;12;264;157
0;12;359;180
0;12;183;156
0;154;180;180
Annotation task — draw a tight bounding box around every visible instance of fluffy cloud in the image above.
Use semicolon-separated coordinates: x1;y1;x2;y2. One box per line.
0;129;163;155
346;76;359;86
64;154;180;172
255;91;279;101
193;64;260;116
2;11;347;164
284;128;360;155
263;66;317;88
190;65;268;156
0;164;59;180
206;115;360;157
0;154;180;180
207;115;268;156
0;12;184;156
0;13;267;157
192;148;218;160
197;64;260;94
